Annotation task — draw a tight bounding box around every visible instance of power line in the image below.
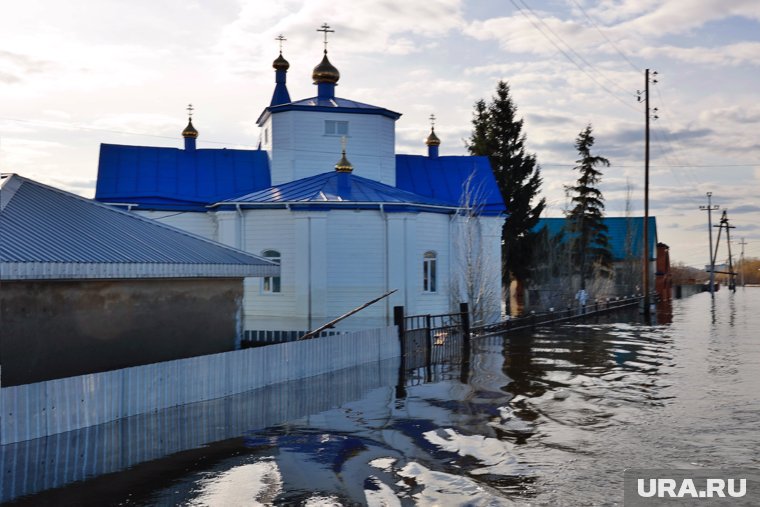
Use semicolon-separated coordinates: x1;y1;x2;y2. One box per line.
516;0;637;100
508;0;640;113
540;162;758;168
568;0;641;73
651;86;708;187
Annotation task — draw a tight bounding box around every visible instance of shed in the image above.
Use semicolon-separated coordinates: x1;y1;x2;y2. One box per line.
0;174;279;386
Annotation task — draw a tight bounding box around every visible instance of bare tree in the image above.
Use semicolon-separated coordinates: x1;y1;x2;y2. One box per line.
449;172;501;325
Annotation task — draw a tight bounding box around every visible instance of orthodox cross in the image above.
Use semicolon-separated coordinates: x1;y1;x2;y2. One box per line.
275;34;286;53
429;113;436;129
340;135;348;153
317;23;334;52
187;103;194;118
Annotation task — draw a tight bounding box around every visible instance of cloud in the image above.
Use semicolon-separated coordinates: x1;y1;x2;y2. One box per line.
0;50;53;83
700;104;760;124
214;0;466;74
527;112;575;125
728;205;760;214
639;42;760;66
613;0;760;36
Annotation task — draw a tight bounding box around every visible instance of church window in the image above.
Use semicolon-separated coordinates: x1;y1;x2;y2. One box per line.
264;128;269;145
262;249;281;293
423;251;437;293
324;120;349;136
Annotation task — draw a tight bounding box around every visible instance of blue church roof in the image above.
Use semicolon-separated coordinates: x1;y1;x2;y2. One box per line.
216;171;455;213
95;144;271;210
395;155;506;216
534;217;658;261
257;96;401;125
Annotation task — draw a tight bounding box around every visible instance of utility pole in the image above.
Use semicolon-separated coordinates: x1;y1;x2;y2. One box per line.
637;69;658;316
739;238;747;287
718;210;736;292
699;192;719;297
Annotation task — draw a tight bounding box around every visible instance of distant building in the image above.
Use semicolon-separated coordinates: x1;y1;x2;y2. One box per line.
0;174;278;386
94;30;506;330
525;216;659;310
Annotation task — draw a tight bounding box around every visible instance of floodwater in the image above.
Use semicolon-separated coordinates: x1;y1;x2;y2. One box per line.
6;289;760;506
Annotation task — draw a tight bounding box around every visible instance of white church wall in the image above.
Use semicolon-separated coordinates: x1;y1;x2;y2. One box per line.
241;209;298;327
134;210;217;241
267;110;395;186
412;213;452;317
325;211;387;324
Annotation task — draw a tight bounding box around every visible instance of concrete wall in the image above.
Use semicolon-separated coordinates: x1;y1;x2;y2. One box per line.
0;278;244;386
0;326;399;445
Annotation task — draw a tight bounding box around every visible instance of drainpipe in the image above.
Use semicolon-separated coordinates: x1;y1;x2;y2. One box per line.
235;204;244;250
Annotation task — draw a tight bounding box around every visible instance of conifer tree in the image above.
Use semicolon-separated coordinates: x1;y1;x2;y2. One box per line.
565;124;612;290
467;81;545;309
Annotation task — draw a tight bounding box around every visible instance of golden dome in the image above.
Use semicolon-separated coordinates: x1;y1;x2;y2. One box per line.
312;51;340;84
273;53;290;71
425;127;440;147
335;149;353;172
182;118;198;139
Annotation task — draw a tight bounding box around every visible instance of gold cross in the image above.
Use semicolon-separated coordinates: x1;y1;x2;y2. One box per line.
317;23;335;52
275;34;286;53
187;103;194;118
340;135;348;152
429;113;436;129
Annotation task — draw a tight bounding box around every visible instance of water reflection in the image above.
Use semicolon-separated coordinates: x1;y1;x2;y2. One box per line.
7;290;760;505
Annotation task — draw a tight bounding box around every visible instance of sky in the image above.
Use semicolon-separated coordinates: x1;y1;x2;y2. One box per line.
1;0;759;268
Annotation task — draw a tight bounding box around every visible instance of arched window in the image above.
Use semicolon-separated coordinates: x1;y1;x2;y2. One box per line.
262;249;281;293
423;251;437;293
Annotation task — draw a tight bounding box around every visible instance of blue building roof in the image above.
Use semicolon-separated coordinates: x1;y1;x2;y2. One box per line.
217;171;456;213
395;155;506;216
0;174;279;280
534;217;658;261
94;144;271;210
257;96;402;125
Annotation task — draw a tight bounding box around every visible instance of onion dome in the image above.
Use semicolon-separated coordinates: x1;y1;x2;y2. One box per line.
312;51;340;84
425;127;441;147
182;118;198;139
273;53;290;71
335;148;353;173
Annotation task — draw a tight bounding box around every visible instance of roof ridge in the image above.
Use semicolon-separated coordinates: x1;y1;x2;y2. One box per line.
0;173;23;211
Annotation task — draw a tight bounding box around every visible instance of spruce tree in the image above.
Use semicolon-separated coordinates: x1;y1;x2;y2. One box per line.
565;124;612;290
467;81;545;309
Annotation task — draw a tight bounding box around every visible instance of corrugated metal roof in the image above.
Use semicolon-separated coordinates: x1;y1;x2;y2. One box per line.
534;217;658;261
94;144;271;210
395;155;506;216
0;174;279;280
221;171;455;211
257;96;402;125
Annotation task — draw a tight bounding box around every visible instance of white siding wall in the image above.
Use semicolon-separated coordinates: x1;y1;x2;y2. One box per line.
326;211;386;323
268;111;396;186
134;211;217;241
413;213;452;316
134;207;502;328
241;209;297;326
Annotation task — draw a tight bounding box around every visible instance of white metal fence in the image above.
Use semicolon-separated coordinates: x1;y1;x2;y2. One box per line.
0;326;399;445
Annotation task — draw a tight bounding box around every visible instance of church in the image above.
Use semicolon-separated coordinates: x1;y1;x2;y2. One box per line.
94;26;506;332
